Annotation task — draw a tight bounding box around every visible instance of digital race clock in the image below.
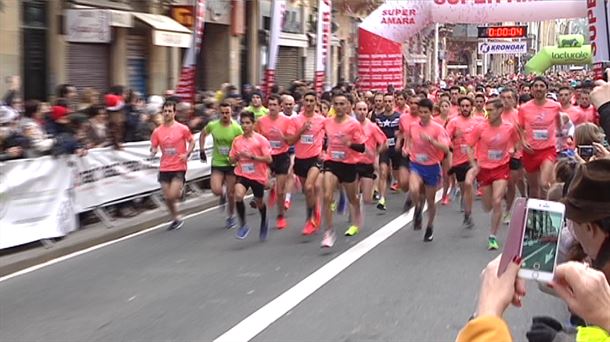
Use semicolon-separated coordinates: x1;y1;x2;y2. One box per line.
477;26;528;39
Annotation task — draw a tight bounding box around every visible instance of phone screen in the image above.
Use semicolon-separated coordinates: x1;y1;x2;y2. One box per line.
578;145;594;159
521;208;563;274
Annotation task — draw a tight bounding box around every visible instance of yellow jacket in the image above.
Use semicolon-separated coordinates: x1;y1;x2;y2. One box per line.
456;316;512;342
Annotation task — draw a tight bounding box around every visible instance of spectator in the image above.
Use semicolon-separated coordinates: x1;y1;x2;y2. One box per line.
124;90;144;142
105;93;126;149
0;105;28;161
175;101;191;126
49;105;85;157
590;76;610;139
135;104;162;141
56;83;79;112
20;99;54;157
78;87;99;113
84;105;110;148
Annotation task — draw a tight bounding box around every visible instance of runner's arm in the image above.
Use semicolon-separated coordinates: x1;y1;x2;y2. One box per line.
198;131;208;162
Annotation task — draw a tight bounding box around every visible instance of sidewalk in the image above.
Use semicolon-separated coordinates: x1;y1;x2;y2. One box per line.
0;193;218;277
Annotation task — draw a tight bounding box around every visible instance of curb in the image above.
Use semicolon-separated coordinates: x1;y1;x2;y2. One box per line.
0;195;219;278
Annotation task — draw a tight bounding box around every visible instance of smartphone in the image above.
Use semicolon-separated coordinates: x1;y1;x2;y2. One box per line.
518;199;565;283
498;197;527;276
578;145;595;159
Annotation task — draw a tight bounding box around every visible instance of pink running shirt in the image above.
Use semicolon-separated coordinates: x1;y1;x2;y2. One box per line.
407;120;450;166
518;100;561;151
292;113;326;159
562;105;586;126
469;121;519;169
151;122;193;172
358;118;387;165
256;113;295;155
323;117;366;164
229;132;272;186
446;115;485;166
399;113;420;156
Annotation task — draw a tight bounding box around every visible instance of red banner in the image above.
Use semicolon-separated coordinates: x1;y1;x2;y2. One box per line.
176;0;206;103
357;28;403;92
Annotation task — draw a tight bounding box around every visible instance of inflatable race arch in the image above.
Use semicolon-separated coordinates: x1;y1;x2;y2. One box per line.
358;0;586;91
524;35;592;75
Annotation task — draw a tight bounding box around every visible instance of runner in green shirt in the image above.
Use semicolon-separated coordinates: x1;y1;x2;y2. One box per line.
244;92;269;119
200;102;243;229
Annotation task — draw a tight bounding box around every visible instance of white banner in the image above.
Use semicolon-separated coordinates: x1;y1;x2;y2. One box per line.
0;156;77;249
314;0;332;93
74;133;212;213
65;9;111;43
588;0;610;63
478;41;527;55
263;0;286;96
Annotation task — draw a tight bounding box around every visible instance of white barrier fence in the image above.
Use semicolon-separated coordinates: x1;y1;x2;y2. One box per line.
0;133;212;250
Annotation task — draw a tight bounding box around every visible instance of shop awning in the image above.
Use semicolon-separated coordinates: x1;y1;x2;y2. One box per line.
71;0;132;11
132;13;192;48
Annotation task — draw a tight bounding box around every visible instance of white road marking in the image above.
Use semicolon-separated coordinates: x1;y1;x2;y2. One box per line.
0;196;251;284
214;191;441;342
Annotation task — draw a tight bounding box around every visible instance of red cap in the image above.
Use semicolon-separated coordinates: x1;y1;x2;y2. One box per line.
105;94;124;111
51;105;69;121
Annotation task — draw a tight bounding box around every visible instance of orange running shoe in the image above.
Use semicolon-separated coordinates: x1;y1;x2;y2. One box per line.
390;182;399;192
441;196;450;205
276;216;288;230
302;219;318;235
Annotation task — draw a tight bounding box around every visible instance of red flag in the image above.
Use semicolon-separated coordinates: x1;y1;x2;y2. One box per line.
175;0;206;104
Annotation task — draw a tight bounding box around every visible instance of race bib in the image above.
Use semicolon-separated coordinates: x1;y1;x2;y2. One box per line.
533;129;549;141
164;147;177;156
218;146;230;156
300;134;314;145
387;137;396;146
270;140;282;149
241;163;255;174
460;144;469;154
331;150;346;160
415;153;429;163
488;149;503;161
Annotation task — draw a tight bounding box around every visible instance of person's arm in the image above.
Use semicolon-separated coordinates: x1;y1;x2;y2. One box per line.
598;101;610;141
456;316;512;342
285;120;311;145
590;77;610;139
150;130;158;157
199;128;208;162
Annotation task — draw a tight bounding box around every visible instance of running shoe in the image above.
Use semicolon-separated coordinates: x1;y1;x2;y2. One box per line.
284;198;292;210
235;224;250;239
403;197;413;213
268;186;277;207
338;192;347;215
390;182;400;192
225;216;237;229
344;225;359;236
502;212;511;225
331;201;337;212
218;193;227;213
441;196;450;205
276;216;287;230
249;199;258;209
424;226;434;242
302;219;318;236
259;220;269;241
321;230;337;248
463;215;474;229
167;219;184;231
314;207;321;227
476;188;483;197
488;235;499;250
373;191;381;201
413;206;423;231
376;198;387;211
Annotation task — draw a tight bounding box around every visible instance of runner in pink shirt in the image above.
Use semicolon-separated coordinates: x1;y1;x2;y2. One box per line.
354;101;387;204
286;91;326;236
255;94;295;230
446;96;484;229
518;77;562;199
320;93;366;247
396;95;421;203
577;87;599;124
468;99;519;250
500;87;526;224
433;99;454;205
559;87;586;125
229;111;273;241
150;100;195;231
394;91;410;115
405;98;450;242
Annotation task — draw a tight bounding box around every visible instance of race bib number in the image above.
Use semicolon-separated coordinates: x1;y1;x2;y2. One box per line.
415;153;429;163
270;140;282;149
241;163;255;174
218;146;230;156
460;144;469;154
488;149;503;161
300;134;314;145
331;150;346;160
533;129;549;141
387;137;396;146
164;147;177;156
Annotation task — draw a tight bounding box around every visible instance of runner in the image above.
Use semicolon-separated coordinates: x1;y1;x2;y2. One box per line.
394;91;410;115
354;100;387;204
518;77;562;199
558;86;585;126
448;86;461;117
405;98;451;242
244;92;269;119
199;102;243;229
468;98;519;250
374;93;402;211
255;94;295;230
473;93;487;117
434;99;453;205
281;94;297;210
150;100;195;230
321;93;366;247
446;96;484;228
229;111;273;240
397;95;421;210
369;93;385;120
287;91;326;235
577;86;599;124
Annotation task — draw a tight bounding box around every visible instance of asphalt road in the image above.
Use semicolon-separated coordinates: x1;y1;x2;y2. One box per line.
0;191;568;342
